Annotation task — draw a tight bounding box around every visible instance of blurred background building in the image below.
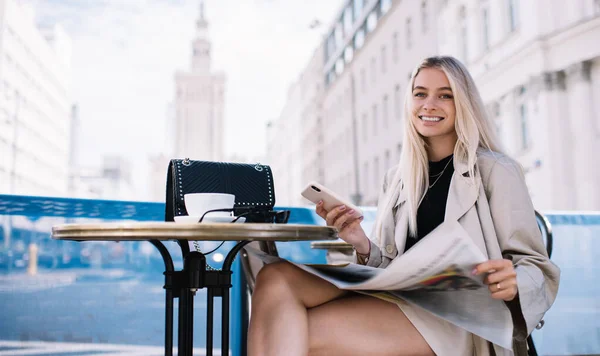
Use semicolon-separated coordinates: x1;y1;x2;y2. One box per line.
267;0;600;211
267;47;326;206
173;1;226;162
70;156;136;200
0;0;72;196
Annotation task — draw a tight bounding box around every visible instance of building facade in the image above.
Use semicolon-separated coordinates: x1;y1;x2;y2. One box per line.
270;0;600;211
315;0;437;206
0;0;72;196
267;46;326;207
173;1;226;161
438;0;600;210
71;155;136;200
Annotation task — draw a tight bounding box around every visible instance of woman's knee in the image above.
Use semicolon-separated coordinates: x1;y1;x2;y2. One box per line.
254;261;296;297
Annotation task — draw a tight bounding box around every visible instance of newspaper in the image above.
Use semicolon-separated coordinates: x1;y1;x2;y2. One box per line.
246;220;513;350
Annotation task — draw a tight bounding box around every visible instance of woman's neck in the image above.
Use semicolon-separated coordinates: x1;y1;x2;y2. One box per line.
425;134;457;161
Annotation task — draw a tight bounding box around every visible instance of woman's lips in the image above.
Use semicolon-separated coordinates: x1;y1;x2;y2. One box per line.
419;115;445;126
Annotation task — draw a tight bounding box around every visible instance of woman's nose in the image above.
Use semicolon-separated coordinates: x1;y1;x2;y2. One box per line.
422;97;437;111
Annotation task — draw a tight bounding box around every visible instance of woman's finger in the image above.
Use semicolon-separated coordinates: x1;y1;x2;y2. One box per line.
332;209;358;232
315;201;327;219
490;286;518;301
473;259;512;275
484;267;517;285
325;205;348;226
487;277;516;292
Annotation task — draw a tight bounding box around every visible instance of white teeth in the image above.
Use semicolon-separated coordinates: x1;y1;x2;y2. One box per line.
420;116;443;122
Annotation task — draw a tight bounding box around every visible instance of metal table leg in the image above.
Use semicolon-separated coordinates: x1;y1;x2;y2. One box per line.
220;241;251;356
150;240;175;356
166;240;251;356
206;288;214;356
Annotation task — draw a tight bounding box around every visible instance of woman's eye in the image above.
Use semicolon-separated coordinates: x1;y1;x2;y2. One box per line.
414;92;426;97
440;94;453;99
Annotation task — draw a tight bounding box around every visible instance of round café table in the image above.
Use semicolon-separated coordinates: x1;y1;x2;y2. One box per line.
52;222;338;356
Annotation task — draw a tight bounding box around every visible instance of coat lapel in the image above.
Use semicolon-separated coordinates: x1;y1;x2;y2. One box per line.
382;159;479;256
392;183;409;255
444;160;480;222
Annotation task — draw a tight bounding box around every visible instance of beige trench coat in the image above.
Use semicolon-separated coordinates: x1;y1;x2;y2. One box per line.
357;150;560;356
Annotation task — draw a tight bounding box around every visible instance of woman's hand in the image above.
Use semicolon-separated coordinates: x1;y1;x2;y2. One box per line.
315;201;369;253
473;259;518;301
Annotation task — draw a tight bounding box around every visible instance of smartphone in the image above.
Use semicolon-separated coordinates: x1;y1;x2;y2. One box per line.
301;181;363;217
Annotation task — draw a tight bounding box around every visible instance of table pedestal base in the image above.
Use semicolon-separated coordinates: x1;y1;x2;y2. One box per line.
152;240;251;356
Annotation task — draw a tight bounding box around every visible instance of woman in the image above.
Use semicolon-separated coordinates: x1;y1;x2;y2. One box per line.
248;56;560;356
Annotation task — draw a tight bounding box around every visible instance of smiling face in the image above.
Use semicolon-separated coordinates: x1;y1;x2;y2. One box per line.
410;67;458;146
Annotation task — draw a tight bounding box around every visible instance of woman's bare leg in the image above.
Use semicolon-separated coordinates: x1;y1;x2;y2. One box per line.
248;261;434;356
308;294;434;356
248;261;347;356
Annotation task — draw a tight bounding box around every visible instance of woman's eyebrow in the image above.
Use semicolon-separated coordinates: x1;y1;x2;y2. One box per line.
412;86;453;91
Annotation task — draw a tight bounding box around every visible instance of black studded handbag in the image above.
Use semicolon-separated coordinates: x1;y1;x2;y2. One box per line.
165;158;289;224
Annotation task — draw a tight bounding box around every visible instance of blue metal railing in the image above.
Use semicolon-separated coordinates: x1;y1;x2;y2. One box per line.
0;194;598;355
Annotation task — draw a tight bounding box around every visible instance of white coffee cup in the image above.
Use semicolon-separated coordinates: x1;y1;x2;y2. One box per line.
184;193;235;218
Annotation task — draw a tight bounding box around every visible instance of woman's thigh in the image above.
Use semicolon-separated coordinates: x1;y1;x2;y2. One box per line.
254;261;348;308
307;294;434;356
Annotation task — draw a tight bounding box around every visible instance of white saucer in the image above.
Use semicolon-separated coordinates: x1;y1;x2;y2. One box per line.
174;215;246;224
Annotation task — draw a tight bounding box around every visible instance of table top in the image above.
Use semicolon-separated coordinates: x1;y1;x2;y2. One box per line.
52;222;338;242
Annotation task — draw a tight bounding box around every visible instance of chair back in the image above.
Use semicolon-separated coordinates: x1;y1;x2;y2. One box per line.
528;210;554;356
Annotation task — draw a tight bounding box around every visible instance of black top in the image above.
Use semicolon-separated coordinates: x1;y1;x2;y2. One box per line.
404;154;454;252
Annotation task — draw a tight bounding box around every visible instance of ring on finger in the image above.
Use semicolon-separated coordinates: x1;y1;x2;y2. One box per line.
496;282;501;290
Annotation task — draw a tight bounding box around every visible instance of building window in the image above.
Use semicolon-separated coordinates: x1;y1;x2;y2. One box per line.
326;33;336;61
364;162;370;195
367;10;378;33
482;8;490;50
370;57;376;84
405;18;412;49
394;84;402;120
353;0;364;20
360;68;366;92
381;0;392;14
355;27;365;50
421;1;428;32
335;22;344;48
374;157;380;186
508;0;519;32
326;70;336;86
381;46;387;73
382;95;389;128
459;6;468;61
372;104;378;136
343;6;353;36
362;113;368;141
519;104;529;150
397;143;402;162
344;46;354;63
392;32;399;63
335;58;345;75
385;150;391;171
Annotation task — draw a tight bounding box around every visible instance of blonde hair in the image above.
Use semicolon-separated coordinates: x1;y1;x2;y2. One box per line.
374;56;503;240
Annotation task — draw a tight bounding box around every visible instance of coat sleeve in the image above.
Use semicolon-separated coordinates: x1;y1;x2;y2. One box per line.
353;167;396;268
484;157;560;337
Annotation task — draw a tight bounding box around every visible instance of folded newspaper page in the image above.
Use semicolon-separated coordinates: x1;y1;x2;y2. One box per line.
246;220;513;350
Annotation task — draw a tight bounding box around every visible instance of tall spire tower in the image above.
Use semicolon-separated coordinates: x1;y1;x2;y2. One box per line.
173;0;226;162
192;0;211;72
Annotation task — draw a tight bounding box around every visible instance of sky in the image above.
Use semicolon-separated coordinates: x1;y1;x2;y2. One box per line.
25;0;342;199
